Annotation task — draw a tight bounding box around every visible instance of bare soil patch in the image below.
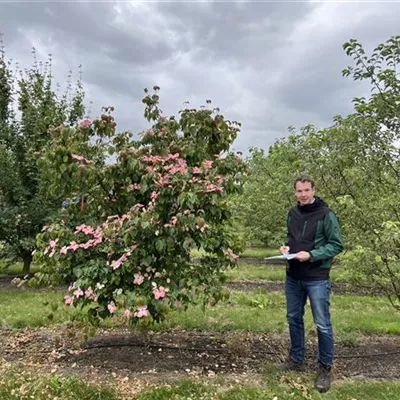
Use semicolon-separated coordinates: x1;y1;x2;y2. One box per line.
1;327;400;384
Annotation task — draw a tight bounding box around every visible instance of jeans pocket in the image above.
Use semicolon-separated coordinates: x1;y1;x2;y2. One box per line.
326;280;331;293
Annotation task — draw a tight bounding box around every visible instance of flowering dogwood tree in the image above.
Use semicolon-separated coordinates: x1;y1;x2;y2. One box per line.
34;87;246;326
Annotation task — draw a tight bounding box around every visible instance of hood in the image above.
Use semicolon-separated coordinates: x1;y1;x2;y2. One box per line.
297;196;328;213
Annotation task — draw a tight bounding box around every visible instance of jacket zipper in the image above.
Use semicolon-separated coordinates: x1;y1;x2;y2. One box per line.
302;220;308;237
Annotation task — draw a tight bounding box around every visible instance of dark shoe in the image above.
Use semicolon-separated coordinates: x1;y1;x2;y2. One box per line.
276;358;303;371
314;362;332;393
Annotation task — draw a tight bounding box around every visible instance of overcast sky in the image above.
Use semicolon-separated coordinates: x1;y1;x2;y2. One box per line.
1;1;399;154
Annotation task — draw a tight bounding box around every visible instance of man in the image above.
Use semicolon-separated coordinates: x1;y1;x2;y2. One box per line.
278;176;343;393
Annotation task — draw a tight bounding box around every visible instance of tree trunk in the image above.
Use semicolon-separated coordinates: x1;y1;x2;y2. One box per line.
22;252;32;275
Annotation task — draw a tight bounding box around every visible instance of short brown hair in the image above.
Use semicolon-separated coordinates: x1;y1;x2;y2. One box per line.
293;176;315;189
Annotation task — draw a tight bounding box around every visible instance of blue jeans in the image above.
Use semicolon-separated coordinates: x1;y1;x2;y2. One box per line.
285;276;334;366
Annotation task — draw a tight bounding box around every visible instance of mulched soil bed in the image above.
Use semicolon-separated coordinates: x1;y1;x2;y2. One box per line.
1;327;400;381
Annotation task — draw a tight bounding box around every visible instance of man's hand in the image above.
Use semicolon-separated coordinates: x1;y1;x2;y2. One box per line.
279;245;290;254
295;251;311;262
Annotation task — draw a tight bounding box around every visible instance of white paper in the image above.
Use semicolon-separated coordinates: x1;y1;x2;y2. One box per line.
264;253;297;261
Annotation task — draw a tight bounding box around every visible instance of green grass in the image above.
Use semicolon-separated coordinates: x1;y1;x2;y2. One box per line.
136;378;400;400
226;263;286;281
0;366;117;400
226;263;348;282
2;363;399;400
158;290;400;338
0;289;75;329
2;287;398;338
241;247;277;258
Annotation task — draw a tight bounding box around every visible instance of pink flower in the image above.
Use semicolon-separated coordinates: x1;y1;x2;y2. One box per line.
60;246;68;255
108;301;117;314
71;153;92;165
71;153;84;161
184;210;191;215
110;251;131;270
202;160;213;169
127;183;141;192
68;284;75;292
79;118;92;128
151;191;159;200
67;241;80;251
153;286;168;300
192;167;202;174
123;309;131;319
197;224;209;233
73;288;84;298
64;295;73;305
133;272;145;285
134;305;150;318
84;287;96;300
49;239;59;249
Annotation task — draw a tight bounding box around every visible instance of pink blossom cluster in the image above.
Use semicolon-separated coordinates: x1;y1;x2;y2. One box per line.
224;249;239;261
202;160;213;169
134;305;150;318
203;182;224;193
127;183;142;192
108;301;117;313
188;170;225;193
103;214;131;231
154;174;172;188
58;224;103;255
163;158;187;175
134;265;162;285
71;153;92;165
110;250;132;270
196;223;209;233
164;216;178;228
150;191;159;200
153;286;169;300
192;167;202;174
142;153;188;176
44;238;59;257
64;283;98;305
79;118;92;129
133;272;145;285
138;128;154;137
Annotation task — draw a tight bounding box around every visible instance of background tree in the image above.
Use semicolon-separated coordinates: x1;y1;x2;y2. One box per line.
233;136;304;247
239;35;400;309
0;38;84;274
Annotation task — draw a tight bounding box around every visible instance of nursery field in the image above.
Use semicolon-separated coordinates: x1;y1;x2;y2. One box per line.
1;254;400;399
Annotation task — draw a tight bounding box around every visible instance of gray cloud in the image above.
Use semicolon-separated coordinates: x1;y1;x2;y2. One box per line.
1;1;399;154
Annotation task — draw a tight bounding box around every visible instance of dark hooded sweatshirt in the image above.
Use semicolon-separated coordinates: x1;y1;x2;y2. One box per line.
286;197;343;280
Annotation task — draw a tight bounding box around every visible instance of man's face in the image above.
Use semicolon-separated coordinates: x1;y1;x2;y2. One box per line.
294;181;316;205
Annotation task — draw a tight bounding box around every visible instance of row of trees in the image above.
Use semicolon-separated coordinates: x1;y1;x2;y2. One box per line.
238;36;400;309
1;34;399;320
0;44;84;274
